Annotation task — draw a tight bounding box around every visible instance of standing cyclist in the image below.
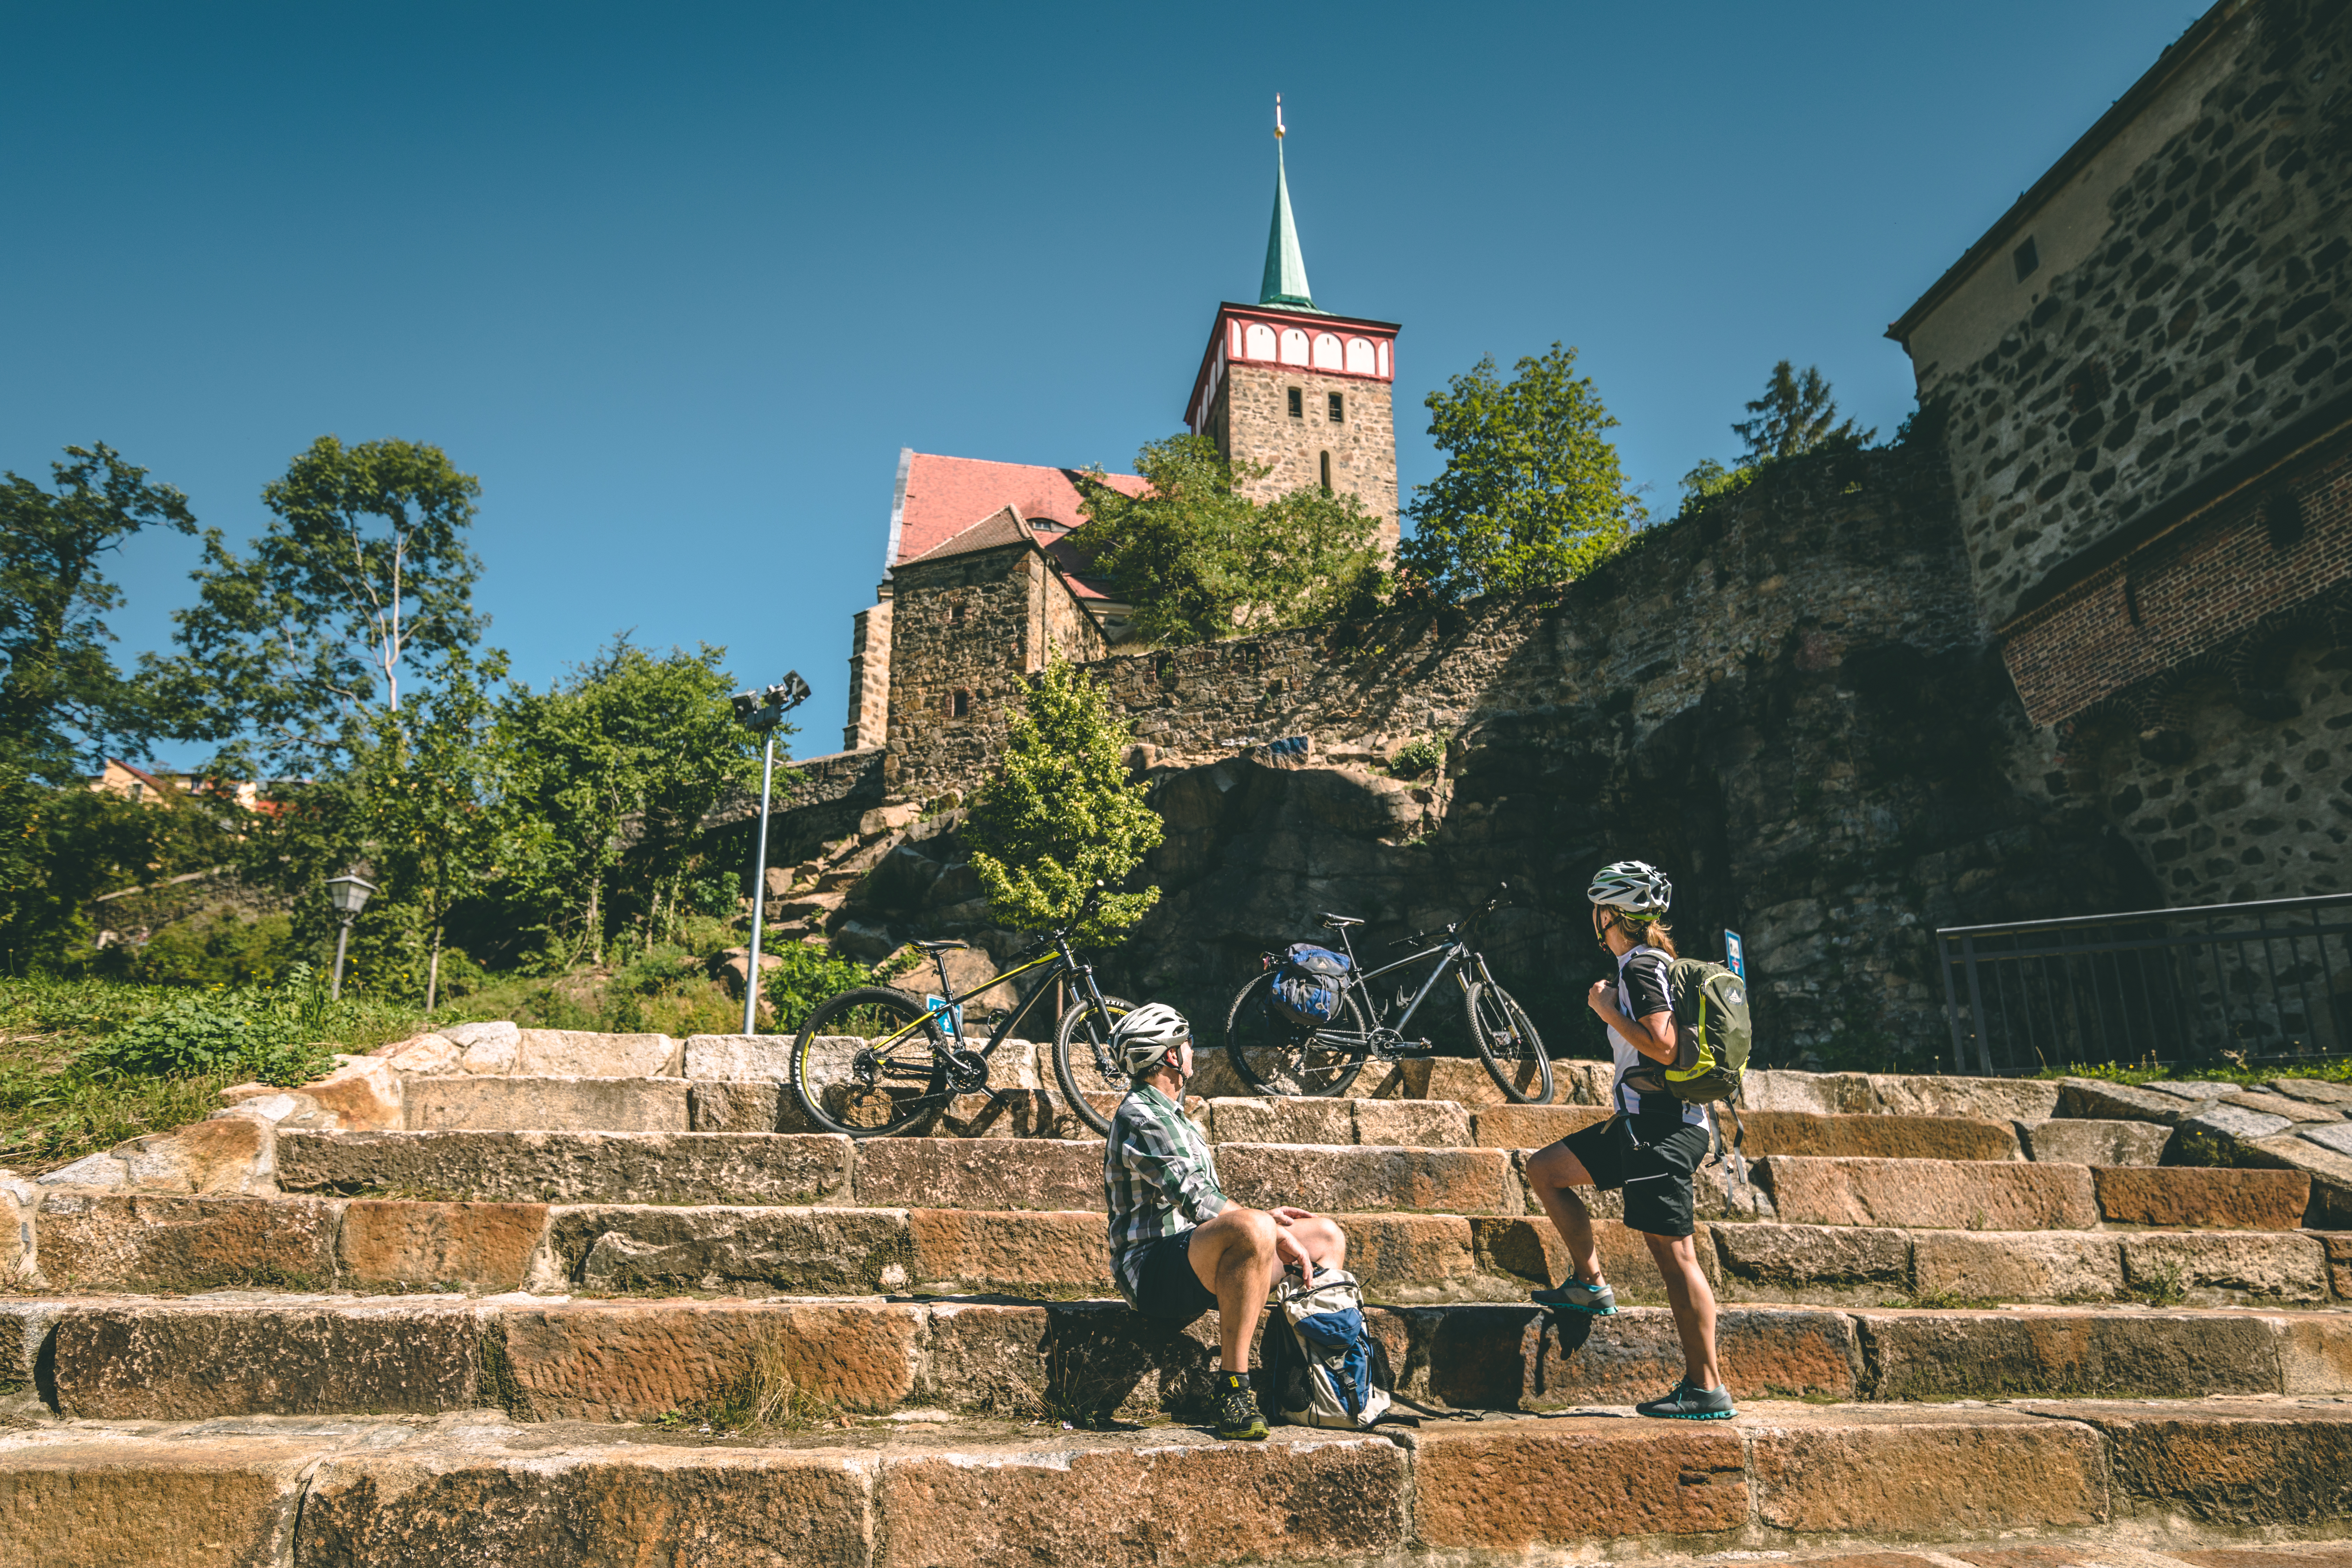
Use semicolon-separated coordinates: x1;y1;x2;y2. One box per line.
1521;860;1733;1420
1101;1003;1349;1441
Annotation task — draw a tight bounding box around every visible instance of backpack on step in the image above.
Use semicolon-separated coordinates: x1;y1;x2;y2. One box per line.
1269;943;1350;1030
1260;1268;1392;1429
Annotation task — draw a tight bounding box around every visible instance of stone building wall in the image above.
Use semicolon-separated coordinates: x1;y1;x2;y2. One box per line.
1216;362;1400;551
1913;0;2352;630
843;594;892;752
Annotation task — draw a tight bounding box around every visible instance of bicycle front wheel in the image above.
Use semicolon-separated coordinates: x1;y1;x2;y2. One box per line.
1224;972;1370;1098
791;986;949;1138
1465;980;1554;1104
1053;991;1138;1136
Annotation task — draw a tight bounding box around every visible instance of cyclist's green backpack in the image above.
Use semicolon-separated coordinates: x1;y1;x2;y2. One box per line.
1662;957;1750;1105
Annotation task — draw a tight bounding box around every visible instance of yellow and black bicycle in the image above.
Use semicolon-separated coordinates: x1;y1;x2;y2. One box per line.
789;891;1136;1139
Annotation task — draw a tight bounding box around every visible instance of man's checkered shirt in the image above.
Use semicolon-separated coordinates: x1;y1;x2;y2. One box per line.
1102;1082;1229;1306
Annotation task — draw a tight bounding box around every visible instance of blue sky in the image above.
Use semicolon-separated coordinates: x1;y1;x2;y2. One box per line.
2;1;2201;764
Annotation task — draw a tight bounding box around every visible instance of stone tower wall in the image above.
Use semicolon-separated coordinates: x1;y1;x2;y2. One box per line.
1216;363;1400;552
843;593;893;752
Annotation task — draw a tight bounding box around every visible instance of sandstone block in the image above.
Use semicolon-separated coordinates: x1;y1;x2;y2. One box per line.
2180;1103;2296;1144
497;1298;921;1420
2144;1080;2240;1101
687;1077;783;1133
683;1031;796;1080
0;1431;330;1568
1551;1060;1612;1106
1865;1074;2062;1121
1759;1156;2098;1231
1522;1304;1857;1408
304;1055;404;1130
2224;1090;2325;1120
879;1429;1402;1568
299;1440;875;1566
2118;1231;2329;1304
339;1200;548;1292
1413;1419;1746;1548
939;1088;1086;1140
2045;1399;2352;1525
1203;1096;1352;1146
547;1204;911;1294
401;1074;691;1133
1857;1308;2283;1400
2056;1078;2198;1126
374;1032;462;1074
2317;1231;2352;1300
2093;1165;2310;1230
1471;1104;1610;1148
1468;1216;1718;1304
906;1208;1109;1295
51;1300;482;1419
2303;1121;2352;1159
2249;1131;2352;1228
918;1301;1050;1414
35;1151;127;1187
1740;1111;2020;1162
0;1298;62;1387
1711;1222;1911;1303
1351;1097;1471;1147
2020;1118;2171;1166
853;1138;1100;1212
514;1028;680;1077
1747;1405;2107;1534
2278;1312;2352;1394
1332;1213;1475;1296
1741;1069;1877;1113
1910;1231;2123;1303
1397;1057;1562;1106
112;1116;275;1195
2272;1078;2352;1107
1216;1142;1518;1215
33;1194;341;1292
279;1129;853;1206
442;1018;520;1050
0;1178;28;1288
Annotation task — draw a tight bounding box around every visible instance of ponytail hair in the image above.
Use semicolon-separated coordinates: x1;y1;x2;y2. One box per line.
1618;915;1678;957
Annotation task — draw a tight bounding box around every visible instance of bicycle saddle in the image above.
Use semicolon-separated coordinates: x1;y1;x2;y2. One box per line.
913;939;971;953
1321;913;1364;928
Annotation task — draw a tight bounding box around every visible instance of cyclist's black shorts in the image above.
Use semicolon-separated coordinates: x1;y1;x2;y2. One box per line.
1556;1114;1711;1239
1134;1230;1218;1321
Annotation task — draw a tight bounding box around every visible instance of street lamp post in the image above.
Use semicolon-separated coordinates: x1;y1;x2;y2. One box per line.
731;673;812;1034
324;873;377;1001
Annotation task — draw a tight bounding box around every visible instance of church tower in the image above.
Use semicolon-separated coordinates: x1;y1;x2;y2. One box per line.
1184;100;1401;552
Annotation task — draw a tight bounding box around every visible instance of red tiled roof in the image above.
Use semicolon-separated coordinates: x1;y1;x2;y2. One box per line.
891;451;1146;568
904;506;1032;566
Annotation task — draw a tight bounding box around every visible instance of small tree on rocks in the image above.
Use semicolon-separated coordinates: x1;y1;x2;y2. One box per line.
966;662;1163;946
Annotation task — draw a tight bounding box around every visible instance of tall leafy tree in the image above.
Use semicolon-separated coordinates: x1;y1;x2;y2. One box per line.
1730;361;1874;465
1075;435;1382;646
966;661;1163;946
1400;344;1643;602
0;444;197;779
147;435;484;774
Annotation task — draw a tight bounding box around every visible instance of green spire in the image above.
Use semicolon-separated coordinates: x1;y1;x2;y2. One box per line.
1259;98;1317;311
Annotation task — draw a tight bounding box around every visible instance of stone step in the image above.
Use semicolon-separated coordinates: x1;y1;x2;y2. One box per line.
12;1293;2351;1428
4;1399;2350;1566
16;1191;2348;1306
1755;1155;2316;1232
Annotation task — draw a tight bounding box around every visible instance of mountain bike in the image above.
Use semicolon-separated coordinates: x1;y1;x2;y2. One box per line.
1224;883;1553;1104
790;890;1135;1139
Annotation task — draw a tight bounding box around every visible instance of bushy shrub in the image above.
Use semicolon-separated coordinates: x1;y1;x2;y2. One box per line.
84;966;339;1085
103;913;300;988
764;943;884;1032
1387;737;1445;779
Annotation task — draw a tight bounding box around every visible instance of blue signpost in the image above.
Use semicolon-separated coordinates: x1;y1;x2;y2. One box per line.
1724;929;1745;979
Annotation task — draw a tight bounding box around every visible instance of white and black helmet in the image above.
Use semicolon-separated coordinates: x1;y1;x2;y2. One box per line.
1112;1002;1192;1079
1588;859;1672;916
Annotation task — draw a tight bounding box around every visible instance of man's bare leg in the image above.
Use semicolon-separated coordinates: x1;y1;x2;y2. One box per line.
1186;1208;1346;1371
1524;1141;1604;1286
1644;1230;1722;1388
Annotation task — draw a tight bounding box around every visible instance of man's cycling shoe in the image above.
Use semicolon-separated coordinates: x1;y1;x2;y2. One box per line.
1635;1380;1735;1420
1532;1278;1617;1316
1214;1373;1268;1441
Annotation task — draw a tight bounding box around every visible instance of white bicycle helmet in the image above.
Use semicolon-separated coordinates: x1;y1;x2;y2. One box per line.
1112;1002;1192;1079
1588;859;1672;916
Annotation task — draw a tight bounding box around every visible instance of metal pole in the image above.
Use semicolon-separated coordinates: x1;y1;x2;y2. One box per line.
331;914;353;1001
742;729;778;1035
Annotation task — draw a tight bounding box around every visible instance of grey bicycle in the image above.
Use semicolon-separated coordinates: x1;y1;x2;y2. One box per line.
1223;883;1553;1104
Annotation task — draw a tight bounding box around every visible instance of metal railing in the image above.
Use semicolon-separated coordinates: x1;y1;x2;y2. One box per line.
1936;893;2352;1077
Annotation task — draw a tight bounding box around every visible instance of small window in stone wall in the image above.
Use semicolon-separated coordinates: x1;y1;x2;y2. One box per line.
2013;235;2040;282
951;603;967;627
1328;391;1344;422
1288;387;1303;419
952;689;971;719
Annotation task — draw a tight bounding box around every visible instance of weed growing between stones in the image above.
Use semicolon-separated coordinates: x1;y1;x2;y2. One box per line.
2128;1260;2190;1308
651;1329;840;1436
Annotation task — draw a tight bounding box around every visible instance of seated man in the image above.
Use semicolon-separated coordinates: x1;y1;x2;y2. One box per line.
1101;1002;1348;1441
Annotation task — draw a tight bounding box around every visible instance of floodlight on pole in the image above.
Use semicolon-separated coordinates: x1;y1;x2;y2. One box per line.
324;873;376;1001
734;673;810;1034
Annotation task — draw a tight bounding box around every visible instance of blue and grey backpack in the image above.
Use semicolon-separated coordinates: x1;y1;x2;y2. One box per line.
1270;943;1350;1029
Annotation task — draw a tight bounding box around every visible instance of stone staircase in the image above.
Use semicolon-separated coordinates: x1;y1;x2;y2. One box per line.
6;1026;2352;1564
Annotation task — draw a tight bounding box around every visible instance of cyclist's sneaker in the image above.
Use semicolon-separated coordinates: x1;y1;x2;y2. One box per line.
1635;1380;1735;1420
1214;1372;1268;1441
1532;1277;1617;1316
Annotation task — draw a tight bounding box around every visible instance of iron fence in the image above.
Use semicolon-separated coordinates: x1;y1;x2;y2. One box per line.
1936;892;2352;1077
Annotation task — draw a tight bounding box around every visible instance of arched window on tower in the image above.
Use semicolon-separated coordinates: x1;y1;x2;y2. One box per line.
1312;333;1343;371
1345;337;1376;376
1244;322;1277;360
1319;451;1332;494
1279;327;1310;365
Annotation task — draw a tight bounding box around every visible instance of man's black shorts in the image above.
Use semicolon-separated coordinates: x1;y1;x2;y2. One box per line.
1133;1230;1218;1321
1556;1115;1712;1238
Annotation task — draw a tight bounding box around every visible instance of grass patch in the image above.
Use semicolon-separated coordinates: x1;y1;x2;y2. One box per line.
2033;1054;2352;1087
2126;1259;2190;1308
650;1329;841;1436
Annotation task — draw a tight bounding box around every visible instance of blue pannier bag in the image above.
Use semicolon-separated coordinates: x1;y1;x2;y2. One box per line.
1271;943;1350;1029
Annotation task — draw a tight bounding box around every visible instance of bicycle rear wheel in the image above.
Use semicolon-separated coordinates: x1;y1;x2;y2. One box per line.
791;986;950;1138
1224;972;1370;1098
1052;992;1138;1136
1464;980;1554;1104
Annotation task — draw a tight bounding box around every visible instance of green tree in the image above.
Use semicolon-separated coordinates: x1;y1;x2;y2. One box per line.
146;435;485;775
1075;435;1382;646
966;661;1163;946
1730;361;1874;465
0;444;197;780
1399;344;1643;602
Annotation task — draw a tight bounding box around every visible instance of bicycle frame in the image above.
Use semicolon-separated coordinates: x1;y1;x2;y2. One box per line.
865;932;1113;1074
1305;915;1499;1053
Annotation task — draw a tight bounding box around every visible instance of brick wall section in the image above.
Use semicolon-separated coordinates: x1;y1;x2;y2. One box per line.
2004;420;2352;724
1216;362;1400;552
1923;3;2352;628
843;595;892;752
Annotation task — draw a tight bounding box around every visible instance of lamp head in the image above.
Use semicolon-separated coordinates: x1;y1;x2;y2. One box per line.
326;873;377;916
